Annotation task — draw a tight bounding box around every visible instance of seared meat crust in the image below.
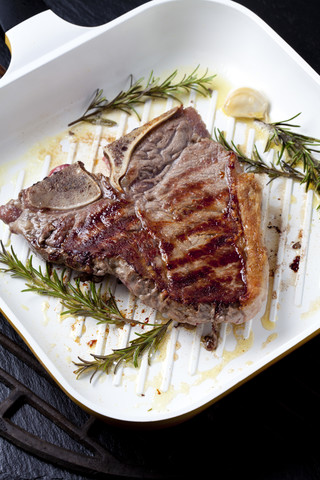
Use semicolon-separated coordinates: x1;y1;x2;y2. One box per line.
0;107;268;329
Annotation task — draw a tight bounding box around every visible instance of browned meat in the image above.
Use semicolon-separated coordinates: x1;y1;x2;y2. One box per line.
0;106;268;336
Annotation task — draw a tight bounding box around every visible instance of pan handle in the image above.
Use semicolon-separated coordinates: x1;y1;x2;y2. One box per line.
0;0;47;32
0;1;98;83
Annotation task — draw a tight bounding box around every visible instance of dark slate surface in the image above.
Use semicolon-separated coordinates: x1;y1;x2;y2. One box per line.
0;1;320;479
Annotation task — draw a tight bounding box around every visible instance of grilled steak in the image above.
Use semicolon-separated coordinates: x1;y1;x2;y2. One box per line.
0;106;268;340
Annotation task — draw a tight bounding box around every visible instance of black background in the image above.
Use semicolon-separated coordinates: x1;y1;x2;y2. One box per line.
0;1;320;479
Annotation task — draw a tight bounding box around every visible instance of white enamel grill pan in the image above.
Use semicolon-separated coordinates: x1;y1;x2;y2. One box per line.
0;0;320;426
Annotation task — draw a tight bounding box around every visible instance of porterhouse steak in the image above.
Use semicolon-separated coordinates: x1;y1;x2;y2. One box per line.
0;106;268;342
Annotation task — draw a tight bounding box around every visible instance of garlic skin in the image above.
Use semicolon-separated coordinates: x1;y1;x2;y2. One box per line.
223;87;269;120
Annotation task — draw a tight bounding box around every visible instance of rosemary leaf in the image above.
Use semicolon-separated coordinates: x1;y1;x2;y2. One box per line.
257;113;320;198
214;128;305;184
68;66;215;127
0;241;173;379
73;319;173;381
0;241;126;325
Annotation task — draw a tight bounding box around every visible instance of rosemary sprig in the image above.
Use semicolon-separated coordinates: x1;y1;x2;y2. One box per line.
214;128;306;183
215;113;320;203
68;66;215;127
0;241;173;378
73;320;173;382
258;113;320;195
0;241;125;324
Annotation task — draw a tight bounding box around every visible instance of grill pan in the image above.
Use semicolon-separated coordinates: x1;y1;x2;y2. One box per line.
0;0;320;426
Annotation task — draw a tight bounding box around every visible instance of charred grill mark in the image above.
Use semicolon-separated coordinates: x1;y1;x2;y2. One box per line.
165;158;215;186
0;107;267;323
166;235;239;270
166;236;246;304
168;268;246;304
43;215;76;248
162;179;206;205
175;212;235;241
176;196;222;219
78;212;138;247
159;240;175;256
206;248;243;269
168;253;244;289
61;198;139;260
170;265;212;288
163;180;229;214
133;153;249;306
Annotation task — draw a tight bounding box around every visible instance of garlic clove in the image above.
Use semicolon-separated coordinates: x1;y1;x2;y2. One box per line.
223;87;269;119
